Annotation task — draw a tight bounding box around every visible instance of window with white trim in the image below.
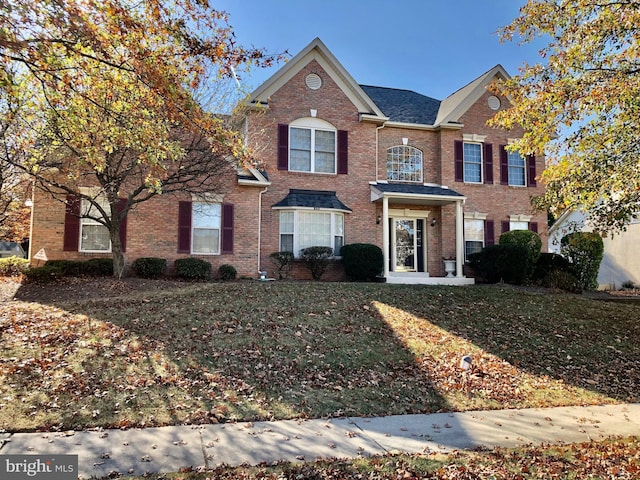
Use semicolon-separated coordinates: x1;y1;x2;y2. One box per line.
507;150;526;186
386;145;423;182
463;142;482;183
192;202;221;254
80;196;111;252
279;210;344;257
509;220;529;231
464;219;484;259
289;118;336;174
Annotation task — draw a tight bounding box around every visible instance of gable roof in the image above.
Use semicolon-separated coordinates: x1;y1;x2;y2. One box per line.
435;64;510;126
248;38;386;120
360;86;441;126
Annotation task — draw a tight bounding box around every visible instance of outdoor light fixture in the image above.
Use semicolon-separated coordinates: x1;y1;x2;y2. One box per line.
376;215;382;224
430;218;437;227
459;355;472;371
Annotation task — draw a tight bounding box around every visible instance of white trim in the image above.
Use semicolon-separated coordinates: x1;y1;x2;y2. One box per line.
462;133;487;143
510;214;533;222
464;212;488;220
278;209;345;257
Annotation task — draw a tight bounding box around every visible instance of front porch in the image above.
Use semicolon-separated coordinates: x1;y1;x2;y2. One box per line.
370;182;475;286
385;272;475;285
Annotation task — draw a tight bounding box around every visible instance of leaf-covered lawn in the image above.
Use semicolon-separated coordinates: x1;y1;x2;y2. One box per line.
1;280;638;432
112;436;640;479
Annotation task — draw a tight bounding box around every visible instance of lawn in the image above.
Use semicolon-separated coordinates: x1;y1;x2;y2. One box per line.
1;278;639;432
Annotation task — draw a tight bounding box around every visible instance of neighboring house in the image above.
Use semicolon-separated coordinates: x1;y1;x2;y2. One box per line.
549;209;640;289
28;38;546;284
0;241;25;259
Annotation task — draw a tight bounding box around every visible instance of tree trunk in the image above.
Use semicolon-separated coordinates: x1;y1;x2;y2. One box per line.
109;204;126;278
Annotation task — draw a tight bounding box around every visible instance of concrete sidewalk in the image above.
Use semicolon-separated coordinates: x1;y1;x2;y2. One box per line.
1;403;639;478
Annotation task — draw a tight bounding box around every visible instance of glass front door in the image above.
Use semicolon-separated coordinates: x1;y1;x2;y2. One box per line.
394;218;416;272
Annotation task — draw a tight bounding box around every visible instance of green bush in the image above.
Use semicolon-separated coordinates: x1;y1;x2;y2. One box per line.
499;230;542;283
300;246;334;281
218;264;237;281
467;243;529;284
532;252;572;283
541;269;582;293
131;257;167;278
340;243;383;281
0;256;30;277
560;232;604;291
174;257;211;280
268;251;295;280
23;265;63;283
44;258;113;277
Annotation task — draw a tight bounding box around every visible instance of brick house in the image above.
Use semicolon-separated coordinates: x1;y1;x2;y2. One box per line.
28;38;546;283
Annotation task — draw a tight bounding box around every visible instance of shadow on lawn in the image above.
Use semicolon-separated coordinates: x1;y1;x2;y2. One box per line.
3;279;639;433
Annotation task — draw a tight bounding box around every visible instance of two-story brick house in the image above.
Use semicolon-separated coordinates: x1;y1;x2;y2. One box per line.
28;38;546;283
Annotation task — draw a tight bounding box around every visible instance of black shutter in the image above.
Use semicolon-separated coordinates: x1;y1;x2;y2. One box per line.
337;130;348;174
499;145;509;185
454;140;464;182
527;155;537;187
483;143;493;184
177;201;192;253
485;220;495;246
277;124;289;170
221;203;234;254
63;195;81;251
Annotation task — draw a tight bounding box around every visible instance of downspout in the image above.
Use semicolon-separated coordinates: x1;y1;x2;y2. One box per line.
257;186;268;276
375;124;385;182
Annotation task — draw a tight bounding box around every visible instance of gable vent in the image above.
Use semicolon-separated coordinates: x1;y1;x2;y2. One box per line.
305;73;322;90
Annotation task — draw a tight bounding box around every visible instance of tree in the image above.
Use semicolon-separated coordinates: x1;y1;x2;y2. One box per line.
0;0;282;277
489;0;640;232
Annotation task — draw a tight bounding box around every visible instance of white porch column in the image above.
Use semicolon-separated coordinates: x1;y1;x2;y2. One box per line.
455;200;464;277
382;196;389;278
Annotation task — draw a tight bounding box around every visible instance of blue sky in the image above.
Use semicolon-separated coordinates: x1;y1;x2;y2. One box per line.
215;0;547;100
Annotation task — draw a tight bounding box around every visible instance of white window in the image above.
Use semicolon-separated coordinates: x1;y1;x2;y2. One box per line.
289;118;336;174
80;196;111;252
508;150;526;186
279;210;344;257
386;145;423;182
464;219;484;258
463;143;482;183
509;220;529;231
192;202;221;254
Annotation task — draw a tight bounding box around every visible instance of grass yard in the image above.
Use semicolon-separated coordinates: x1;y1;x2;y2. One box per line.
0;278;639;432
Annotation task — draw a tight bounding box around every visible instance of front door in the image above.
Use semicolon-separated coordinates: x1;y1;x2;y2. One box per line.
393;218;417;272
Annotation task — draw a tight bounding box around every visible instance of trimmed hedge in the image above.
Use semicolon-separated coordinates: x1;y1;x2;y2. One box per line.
131;257;167;278
341;243;383;281
467;243;529;284
300;246;333;281
0;256;29;277
499;230;542;283
218;264;237;281
561;231;604;291
174;257;211;280
44;258;114;276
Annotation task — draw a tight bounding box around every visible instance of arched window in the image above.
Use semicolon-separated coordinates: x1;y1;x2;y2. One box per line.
289;117;337;174
386;145;423;182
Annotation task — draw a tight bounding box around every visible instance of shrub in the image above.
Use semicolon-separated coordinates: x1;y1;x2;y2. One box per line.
622;280;636;290
499;230;542;283
175;257;211;280
23;265;63;283
467;243;529;284
300;246;334;281
218;264;237;281
131;257;167;278
268;251;295;280
542;269;582;293
44;258;113;277
0;256;30;277
561;232;604;291
340;243;383;281
532;252;572;283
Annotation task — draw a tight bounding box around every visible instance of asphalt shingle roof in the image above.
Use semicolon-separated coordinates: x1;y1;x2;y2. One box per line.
272;189;352;211
371;183;464;198
360;85;441;125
